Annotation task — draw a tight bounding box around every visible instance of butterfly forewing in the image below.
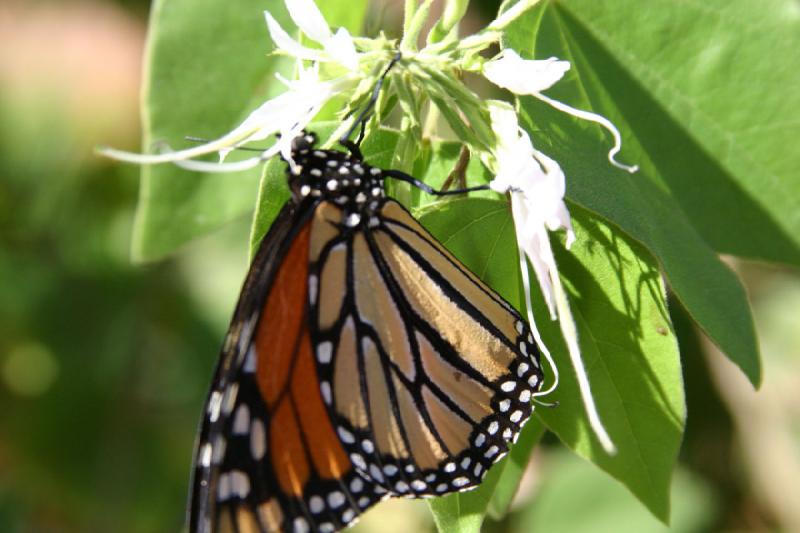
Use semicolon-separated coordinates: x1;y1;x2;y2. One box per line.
189;135;544;533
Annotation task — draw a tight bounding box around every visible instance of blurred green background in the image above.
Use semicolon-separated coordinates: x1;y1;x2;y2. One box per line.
1;1;798;532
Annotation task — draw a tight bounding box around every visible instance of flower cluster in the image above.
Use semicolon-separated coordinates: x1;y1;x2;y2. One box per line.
102;0;639;454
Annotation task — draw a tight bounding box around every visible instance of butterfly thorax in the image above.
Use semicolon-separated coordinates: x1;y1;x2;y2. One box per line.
286;133;385;228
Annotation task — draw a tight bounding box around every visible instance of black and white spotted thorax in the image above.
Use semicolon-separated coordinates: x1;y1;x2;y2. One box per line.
285;133;385;227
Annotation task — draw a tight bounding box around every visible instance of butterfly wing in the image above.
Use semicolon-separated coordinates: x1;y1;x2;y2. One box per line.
190;194;544;533
309;199;543;498
189;200;387;533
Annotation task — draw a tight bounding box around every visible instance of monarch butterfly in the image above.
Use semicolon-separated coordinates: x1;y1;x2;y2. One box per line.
186;127;544;533
186;49;546;530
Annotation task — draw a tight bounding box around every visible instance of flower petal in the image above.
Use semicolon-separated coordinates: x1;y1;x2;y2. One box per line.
325;27;359;71
484;49;570;95
264;11;325;62
285;0;331;44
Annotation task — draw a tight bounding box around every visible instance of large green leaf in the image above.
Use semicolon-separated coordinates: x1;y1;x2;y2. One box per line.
418;198;685;523
134;0;368;261
536;204;685;521
503;5;762;386
548;0;800;266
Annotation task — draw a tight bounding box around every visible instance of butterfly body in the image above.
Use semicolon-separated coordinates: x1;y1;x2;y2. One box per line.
189;133;544;533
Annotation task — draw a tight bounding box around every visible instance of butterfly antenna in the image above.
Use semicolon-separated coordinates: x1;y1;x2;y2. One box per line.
339;50;402;159
382;169;491;196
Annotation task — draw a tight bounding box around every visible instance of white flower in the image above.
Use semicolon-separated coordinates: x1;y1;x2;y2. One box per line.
484;49;638;174
488;101;616;454
100;64;349;172
265;0;359;71
99;0;360;171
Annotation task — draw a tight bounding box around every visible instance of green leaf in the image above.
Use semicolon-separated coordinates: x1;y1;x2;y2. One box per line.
513;452;717;533
417;198;684;524
134;0;368;261
503;4;762;386
535;204;686;522
544;0;800;267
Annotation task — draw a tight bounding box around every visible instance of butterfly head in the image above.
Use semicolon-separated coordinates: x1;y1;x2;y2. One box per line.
286;132;386;219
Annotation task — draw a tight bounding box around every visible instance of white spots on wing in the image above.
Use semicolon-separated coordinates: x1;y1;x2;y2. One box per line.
320;381;332;405
232;404;250;435
243;346;257;373
519;341;528;356
501;381;517;393
199;442;212;468
444;462;456;473
308;274;318;306
319;523;335;533
222;383;238;415
485;445;500;459
528;374;539;387
309;495;325;514
337;426;355;444
510;410;523;423
474;433;486;447
394;481;409;493
317;341;332;364
499;399;511;412
474;463;484;477
452;477;470;488
217;472;231;501
350;477;364;493
342;508;356;523
425;473;437;483
345;212;361;227
358;496;370;508
293;517;310;533
515;320;524;334
230;470;250;498
503;428;512;440
361;439;374;454
383;464;398;477
369;464;384;483
328;491;346;508
436;483;448;493
350;453;367;471
208;390;222;423
411;480;427;492
517;362;529;377
460;457;471;470
212;434;226;465
250;418;266;460
519;389;531;403
488;421;499;435
216;469;250;501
